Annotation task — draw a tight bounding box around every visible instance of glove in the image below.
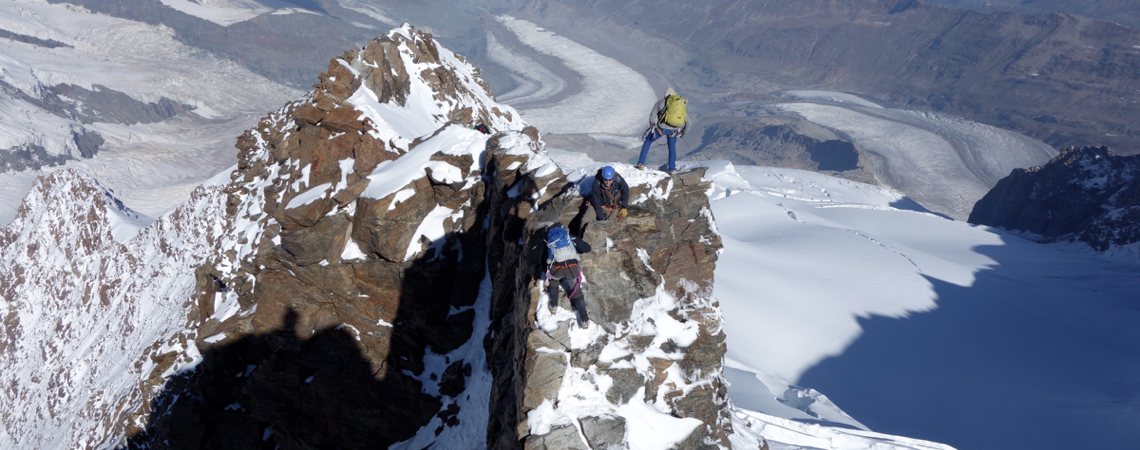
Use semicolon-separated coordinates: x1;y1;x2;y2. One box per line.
617;208;628;220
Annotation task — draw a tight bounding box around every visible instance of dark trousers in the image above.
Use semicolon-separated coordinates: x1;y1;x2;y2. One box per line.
547;262;589;324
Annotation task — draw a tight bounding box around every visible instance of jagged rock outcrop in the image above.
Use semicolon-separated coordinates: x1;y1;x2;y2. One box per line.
969;146;1140;251
483;135;732;448
121;25;526;448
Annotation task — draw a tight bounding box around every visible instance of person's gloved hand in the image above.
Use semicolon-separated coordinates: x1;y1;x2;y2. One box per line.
617;208;628;220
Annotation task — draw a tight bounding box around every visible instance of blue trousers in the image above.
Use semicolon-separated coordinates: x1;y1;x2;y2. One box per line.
637;127;678;172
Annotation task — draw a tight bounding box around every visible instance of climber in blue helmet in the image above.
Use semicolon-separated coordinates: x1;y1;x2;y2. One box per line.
589;165;629;221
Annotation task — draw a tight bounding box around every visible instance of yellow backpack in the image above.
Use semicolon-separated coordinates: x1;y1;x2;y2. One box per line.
661;94;687;127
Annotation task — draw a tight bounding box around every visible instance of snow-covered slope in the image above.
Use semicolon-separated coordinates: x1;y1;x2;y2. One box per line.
0;170;228;448
492;16;657;137
2;22;530;448
156;0;277;25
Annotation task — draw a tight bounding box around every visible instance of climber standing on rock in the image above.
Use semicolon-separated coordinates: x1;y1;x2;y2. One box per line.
636;87;689;174
589;165;629;221
544;223;590;329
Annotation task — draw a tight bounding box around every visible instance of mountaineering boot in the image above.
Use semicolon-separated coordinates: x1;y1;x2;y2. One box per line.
546;283;559;313
571;295;589;329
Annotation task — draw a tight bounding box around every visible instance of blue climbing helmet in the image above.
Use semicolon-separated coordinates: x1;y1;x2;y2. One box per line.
600;165;616;181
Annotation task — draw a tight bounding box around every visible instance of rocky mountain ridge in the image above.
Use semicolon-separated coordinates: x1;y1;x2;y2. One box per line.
926;0;1140;30
2;25;734;449
969;146;1140;252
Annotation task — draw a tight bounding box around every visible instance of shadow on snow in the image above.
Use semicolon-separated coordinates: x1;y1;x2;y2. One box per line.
797;234;1140;450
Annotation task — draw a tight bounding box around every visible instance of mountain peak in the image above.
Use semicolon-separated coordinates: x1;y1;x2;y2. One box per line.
117;23;731;448
2;168;149;252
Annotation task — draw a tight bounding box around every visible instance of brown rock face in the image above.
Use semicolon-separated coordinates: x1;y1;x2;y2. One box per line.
126;26;520;448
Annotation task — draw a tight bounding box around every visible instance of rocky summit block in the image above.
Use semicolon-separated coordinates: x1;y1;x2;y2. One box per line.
128;25;526;449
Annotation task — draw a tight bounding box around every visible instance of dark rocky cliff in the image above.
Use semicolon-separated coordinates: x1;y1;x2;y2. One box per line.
969;146;1140;251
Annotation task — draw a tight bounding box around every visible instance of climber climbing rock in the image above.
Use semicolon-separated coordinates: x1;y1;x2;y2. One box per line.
543;223;590;329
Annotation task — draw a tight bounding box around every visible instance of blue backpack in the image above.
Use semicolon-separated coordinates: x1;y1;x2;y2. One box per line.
546;225;576;263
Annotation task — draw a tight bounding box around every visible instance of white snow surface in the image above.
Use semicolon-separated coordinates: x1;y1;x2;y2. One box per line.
157;0;273;26
779;90;885;109
359;126;487;201
338;0;399;26
156;0;329;26
485;31;565;106
531;271;724;450
699;160;1140;450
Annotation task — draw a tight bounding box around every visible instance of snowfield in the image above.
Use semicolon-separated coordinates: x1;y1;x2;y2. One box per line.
702;161;1140;450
